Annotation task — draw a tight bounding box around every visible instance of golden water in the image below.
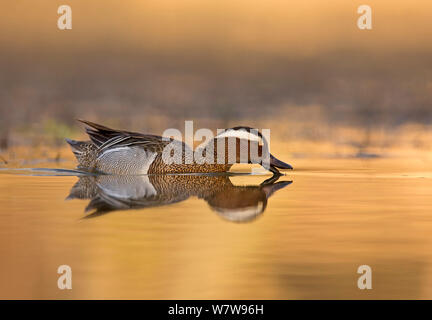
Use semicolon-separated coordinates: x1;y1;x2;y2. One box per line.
1;157;432;299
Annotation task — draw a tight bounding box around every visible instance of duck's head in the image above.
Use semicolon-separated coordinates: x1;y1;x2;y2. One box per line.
214;126;293;174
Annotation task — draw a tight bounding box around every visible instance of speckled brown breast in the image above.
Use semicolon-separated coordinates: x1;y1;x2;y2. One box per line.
148;154;232;174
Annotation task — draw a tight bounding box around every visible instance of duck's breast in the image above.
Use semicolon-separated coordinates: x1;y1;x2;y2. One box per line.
96;146;157;174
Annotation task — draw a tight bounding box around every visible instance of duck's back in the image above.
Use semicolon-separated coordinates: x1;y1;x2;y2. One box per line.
67;120;190;174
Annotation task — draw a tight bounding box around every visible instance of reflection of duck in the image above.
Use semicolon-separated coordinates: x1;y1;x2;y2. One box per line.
67;174;291;222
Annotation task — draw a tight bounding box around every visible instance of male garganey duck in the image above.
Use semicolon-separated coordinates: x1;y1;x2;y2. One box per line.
66;120;293;175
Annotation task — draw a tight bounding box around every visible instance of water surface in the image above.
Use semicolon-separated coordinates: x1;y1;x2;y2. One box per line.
1;157;432;299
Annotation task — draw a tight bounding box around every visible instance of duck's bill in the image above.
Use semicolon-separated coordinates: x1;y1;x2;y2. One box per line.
269;154;293;173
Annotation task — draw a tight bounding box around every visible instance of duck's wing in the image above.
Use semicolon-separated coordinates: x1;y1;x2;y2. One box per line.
78;119;179;153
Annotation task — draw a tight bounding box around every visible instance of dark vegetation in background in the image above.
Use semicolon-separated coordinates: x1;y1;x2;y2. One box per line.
0;49;431;147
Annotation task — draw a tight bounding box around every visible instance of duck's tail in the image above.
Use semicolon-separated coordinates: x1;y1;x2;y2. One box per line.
66;138;97;169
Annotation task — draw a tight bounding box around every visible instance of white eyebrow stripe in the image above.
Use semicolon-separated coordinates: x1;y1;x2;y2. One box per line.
215;130;262;142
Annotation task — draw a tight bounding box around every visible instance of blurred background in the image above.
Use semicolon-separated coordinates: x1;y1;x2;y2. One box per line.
1;0;432;159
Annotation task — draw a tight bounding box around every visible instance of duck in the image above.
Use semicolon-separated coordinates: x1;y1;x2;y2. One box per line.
67;174;292;221
66;120;293;175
